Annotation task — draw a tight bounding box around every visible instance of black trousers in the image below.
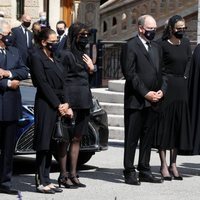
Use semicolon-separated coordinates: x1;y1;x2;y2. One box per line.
0;121;17;188
36;150;52;186
124;107;155;174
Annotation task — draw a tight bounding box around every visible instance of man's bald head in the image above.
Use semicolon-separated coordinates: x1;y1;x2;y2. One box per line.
21;14;32;22
138;15;157;41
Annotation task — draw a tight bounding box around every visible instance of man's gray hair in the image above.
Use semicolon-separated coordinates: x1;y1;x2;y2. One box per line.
138;15;154;26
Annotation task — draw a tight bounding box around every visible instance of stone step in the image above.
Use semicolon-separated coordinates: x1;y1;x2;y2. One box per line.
108;114;124;127
108;80;125;92
92;88;124;104
100;102;124;115
108;126;124;140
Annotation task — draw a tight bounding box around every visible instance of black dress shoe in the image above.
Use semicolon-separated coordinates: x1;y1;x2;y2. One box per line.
139;172;163;183
123;171;141;185
0;186;19;195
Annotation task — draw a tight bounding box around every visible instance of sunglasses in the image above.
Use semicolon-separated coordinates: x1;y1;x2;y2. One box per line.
175;27;187;31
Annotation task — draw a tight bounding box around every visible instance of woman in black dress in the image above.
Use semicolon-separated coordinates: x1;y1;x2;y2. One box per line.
57;22;94;188
189;44;200;154
154;15;192;180
29;28;73;193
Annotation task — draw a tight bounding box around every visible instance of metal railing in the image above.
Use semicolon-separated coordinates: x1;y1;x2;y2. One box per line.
95;40;126;87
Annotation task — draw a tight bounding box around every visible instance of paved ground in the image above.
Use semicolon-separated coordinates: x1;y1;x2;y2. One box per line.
1;140;200;200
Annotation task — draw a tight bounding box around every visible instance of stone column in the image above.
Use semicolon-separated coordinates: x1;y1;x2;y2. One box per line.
49;0;61;30
73;0;81;22
198;0;200;43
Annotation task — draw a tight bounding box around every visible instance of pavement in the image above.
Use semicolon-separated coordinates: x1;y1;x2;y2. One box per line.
0;139;199;200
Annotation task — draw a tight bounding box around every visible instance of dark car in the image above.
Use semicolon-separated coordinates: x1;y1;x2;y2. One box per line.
15;86;109;165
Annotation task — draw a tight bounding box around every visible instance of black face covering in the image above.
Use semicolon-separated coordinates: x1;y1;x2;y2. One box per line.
173;30;184;39
144;29;156;41
77;36;89;49
57;29;65;36
1;34;15;46
22;21;31;28
46;42;59;53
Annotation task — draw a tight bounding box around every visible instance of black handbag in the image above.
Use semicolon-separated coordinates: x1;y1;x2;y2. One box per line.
52;116;75;142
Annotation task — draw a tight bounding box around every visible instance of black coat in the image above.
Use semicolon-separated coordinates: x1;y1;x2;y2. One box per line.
0;46;29;121
57;35;68;53
29;48;68;151
12;26;33;66
121;36;167;110
59;49;93;109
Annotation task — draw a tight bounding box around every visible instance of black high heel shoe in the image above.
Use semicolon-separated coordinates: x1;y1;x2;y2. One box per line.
160;171;172;181
169;167;183;181
70;175;86;188
58;175;76;188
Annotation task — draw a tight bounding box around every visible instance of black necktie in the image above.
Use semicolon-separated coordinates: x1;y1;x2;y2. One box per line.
146;41;155;66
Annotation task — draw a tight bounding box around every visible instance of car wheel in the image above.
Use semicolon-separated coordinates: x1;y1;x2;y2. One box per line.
77;152;94;166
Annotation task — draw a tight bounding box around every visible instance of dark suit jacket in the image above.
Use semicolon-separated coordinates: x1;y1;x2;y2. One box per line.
0;46;29;121
12;26;33;66
121;36;167;110
58;49;93;109
57;35;68;53
29;48;68;151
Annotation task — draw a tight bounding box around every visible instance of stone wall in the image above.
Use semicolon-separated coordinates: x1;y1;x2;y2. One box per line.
100;0;198;44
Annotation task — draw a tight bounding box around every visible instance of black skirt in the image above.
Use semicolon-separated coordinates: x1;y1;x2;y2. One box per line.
153;76;192;152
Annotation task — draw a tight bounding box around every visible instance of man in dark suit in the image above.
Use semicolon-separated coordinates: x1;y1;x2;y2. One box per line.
0;20;29;195
12;14;33;66
56;21;68;54
121;15;166;185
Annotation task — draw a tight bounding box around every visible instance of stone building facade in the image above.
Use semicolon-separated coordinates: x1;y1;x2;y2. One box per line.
0;0;199;43
100;0;198;44
0;0;100;31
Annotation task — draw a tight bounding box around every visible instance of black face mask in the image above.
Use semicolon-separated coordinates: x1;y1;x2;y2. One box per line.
22;21;31;28
46;42;59;53
57;29;65;36
78;36;89;49
144;29;156;41
1;34;15;46
173;30;184;39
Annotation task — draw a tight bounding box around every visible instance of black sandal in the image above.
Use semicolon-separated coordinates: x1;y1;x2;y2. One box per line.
70;175;86;188
58;175;75;188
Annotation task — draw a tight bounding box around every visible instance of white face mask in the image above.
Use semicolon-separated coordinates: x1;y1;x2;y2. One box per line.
40;16;46;21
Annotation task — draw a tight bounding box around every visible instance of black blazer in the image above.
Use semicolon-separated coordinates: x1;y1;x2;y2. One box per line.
29;48;68;151
121;36;167;110
12;26;33;65
57;35;68;53
59;49;93;109
0;46;29;121
29;48;68;109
